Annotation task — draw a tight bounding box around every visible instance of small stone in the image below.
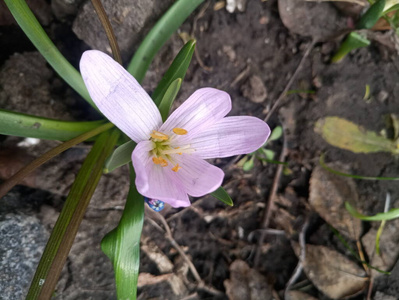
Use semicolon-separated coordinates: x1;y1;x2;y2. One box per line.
241;75;268;103
377;90;389;103
223;45;236;62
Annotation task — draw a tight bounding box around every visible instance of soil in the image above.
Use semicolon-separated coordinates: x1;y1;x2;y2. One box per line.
1;0;399;299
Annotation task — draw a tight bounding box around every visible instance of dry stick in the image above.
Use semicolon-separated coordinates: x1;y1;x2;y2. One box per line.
284;220;309;299
253;135;288;267
0;122;113;198
91;0;122;64
146;209;224;296
264;40;315;123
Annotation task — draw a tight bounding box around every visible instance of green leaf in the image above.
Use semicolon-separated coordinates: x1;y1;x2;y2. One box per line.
259;148;275;160
159;78;182;121
256;157;288;165
319;154;399;180
268;126;283;142
151;40;196;106
26;129;119;299
0;109;106;141
127;0;202;82
101;166;144;300
346;202;399;221
211;186;234;206
104;140;136;173
357;0;386;29
243;156;255;171
315;116;398;154
331;32;370;63
4;0;96;109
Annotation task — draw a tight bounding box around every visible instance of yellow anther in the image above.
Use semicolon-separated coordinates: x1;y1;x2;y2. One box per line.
173;128;188;135
172;164;181;172
150;130;169;140
152;157;168;167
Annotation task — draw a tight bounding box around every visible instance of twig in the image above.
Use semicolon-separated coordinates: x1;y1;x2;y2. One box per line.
146;209;223;296
367;277;374;300
264;41;315;123
284;220;309;299
254;128;288;267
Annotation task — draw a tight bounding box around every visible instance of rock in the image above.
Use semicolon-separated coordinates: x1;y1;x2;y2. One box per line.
224;260;272;300
285;290;318;300
52;0;85;20
226;0;248;13
72;0;174;61
0;213;49;300
374;291;397;300
241;75;267;103
0;0;52;26
278;0;348;41
0;52;73;120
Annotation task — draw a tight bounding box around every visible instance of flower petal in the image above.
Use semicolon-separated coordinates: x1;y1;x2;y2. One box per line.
80;50;162;142
160;88;231;137
132;141;190;208
190;116;271;159
172;154;224;197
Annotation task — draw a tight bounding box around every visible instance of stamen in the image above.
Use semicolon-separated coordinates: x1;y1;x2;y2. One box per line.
150;130;169;140
152;157;168;167
172;164;181;172
173;128;188;135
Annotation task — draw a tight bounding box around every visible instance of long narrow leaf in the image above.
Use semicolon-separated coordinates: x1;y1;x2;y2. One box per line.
0;109;105;141
158;78;182;121
26;129;119;299
101;166;144;300
127;1;203;81
151;40;196;105
4;0;96;109
104;140;136;173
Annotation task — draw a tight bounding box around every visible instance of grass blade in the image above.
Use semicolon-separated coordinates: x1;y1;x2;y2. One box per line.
4;0;96;109
0;109;106;141
346;202;399;221
127;1;203;81
26;129;119;299
101;166;144;300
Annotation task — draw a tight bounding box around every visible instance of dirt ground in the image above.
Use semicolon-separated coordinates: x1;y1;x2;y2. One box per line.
1;0;399;299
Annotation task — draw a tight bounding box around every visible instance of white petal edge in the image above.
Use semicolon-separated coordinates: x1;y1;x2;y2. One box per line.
190;116;271;159
80;50;162;143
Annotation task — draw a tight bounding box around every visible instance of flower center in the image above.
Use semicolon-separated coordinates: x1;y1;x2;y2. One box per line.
150;127;194;172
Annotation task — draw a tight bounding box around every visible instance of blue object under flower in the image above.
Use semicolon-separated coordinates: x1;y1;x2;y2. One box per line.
144;197;165;212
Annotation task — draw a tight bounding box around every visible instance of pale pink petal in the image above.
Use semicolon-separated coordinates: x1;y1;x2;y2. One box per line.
80;50;162;143
160;88;231;137
172;154;224;197
132;141;190;208
190;116;270;159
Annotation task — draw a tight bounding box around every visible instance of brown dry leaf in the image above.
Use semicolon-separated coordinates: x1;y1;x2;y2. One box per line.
224;260;272;300
293;244;367;299
286;290;318;300
309;165;362;240
362;219;399;278
315;117;398;154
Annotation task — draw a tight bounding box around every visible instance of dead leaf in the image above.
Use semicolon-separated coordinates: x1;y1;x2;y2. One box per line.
293;244;367;299
224;260;272;300
315;117;398;154
309;165;362;240
362;219;399;278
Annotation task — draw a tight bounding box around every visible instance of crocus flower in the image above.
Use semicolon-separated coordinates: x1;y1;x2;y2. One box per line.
80;50;270;208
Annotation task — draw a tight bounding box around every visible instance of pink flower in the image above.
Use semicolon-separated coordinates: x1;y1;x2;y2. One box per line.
80;50;270;208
